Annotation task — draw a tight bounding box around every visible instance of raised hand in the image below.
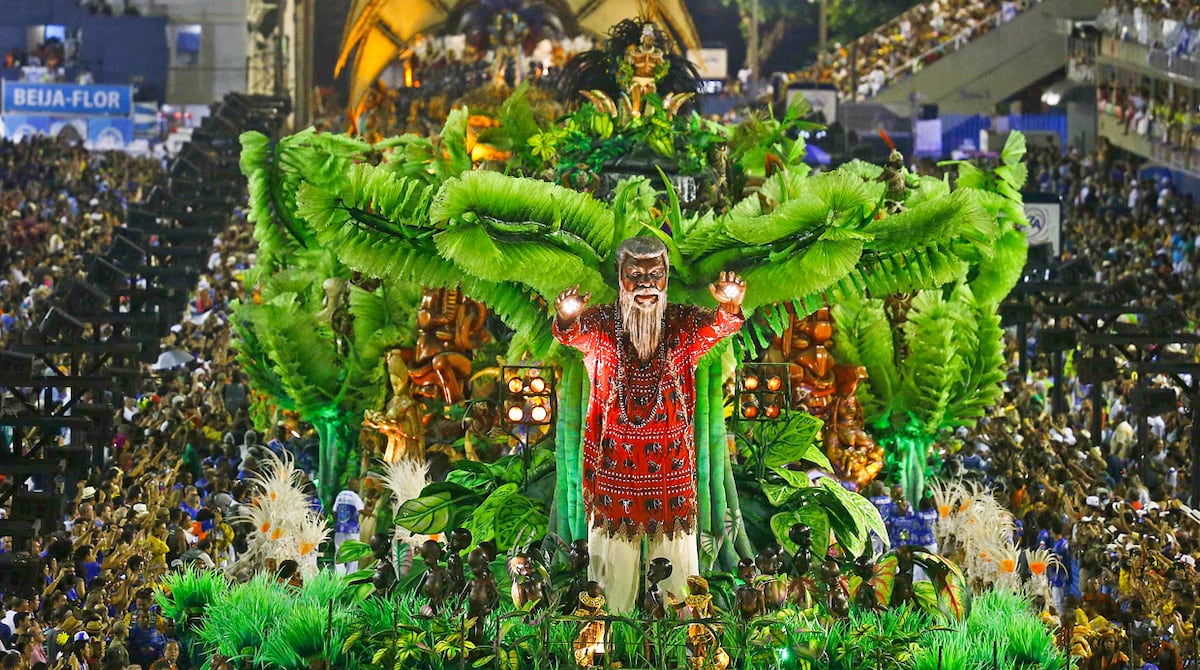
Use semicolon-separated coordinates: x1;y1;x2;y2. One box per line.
555;286;591;326
709;271;746;313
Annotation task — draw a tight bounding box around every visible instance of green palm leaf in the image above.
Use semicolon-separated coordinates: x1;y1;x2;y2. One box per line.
897;290;967;432
430;170;615;260
741;235;864;313
862;188;994;255
831;293;898;424
947;285;1006;425
969;227;1028;307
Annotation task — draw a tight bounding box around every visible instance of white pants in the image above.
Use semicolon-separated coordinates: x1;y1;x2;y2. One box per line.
587;521;698;614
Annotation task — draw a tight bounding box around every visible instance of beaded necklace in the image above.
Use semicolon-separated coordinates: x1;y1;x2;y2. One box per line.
613;307;668;428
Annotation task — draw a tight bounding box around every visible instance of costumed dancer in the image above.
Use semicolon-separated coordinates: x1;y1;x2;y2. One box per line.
554;237;745;613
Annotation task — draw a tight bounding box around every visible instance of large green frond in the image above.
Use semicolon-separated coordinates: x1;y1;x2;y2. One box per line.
430;170;615;260
253;301;344;416
295;170;459;291
433;224;613;304
838;244;969;299
897;290;968;432
947;284;1006;426
969;227;1028;307
741;235;864;313
831;293;899;424
862;188;994;255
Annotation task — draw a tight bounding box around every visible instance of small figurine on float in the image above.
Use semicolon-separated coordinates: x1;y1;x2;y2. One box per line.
465;546;498;644
573;581;609;668
755;546;788;611
562;540;591;614
821;558;850;618
787;523;817;608
852;550;885;611
416;539;452;615
676;576;730;670
507;552;548;610
445;527;472;597
734;558;766;620
643;557;673;619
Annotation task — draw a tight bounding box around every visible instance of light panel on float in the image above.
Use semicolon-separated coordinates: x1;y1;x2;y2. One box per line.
499;365;557;487
735;362;789;423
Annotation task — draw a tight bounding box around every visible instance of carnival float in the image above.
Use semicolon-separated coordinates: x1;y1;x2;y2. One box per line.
156;11;1065;670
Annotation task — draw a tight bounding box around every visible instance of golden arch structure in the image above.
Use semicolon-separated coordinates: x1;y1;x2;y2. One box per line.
336;0;702;121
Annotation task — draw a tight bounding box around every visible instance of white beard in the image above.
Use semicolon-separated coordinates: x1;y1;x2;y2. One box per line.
619;287;665;362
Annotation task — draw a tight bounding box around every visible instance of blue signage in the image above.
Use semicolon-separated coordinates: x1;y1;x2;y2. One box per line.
0;115;51;141
87;117;134;149
2;82;132;117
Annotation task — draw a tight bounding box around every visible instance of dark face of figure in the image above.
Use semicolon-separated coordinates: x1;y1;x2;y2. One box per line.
419;540;443;565
737;558;756;581
447;528;472;552
618;255;668;362
568;540;589;571
467;547;490;574
648;557;673;583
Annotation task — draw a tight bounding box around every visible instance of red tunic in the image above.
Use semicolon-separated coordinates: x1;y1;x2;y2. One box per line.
555;303;744;540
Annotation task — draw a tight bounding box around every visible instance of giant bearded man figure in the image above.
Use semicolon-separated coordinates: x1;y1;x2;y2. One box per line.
554;237;746;612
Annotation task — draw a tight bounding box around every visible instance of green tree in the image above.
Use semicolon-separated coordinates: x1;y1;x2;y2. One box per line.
235;129;422;506
718;0;811;76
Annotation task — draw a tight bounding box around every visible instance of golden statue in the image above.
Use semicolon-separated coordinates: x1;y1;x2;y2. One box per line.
625;24;666;115
364;349;425;462
771;306;838;416
407;287;489;404
572;582;609;668
580;20;694;123
768;306;884;489
674;576;730;670
826;366;885;489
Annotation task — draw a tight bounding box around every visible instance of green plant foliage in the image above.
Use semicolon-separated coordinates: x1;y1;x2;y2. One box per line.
256;603;353;669
155;565;227;623
757;466;888;558
197;573;294;662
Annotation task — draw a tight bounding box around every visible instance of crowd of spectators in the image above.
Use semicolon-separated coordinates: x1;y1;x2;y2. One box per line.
916;142;1200;668
0;137;162;350
0;133;305;669
1098;0;1200;58
793;0;1035;99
